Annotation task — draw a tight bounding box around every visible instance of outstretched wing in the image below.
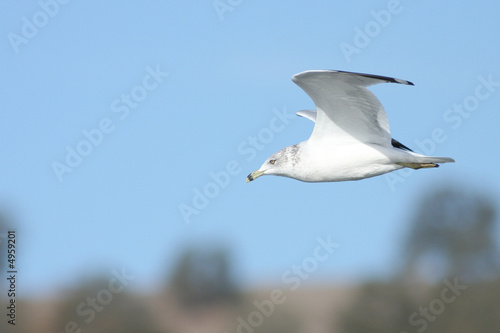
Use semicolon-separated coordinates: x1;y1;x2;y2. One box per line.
297;109;414;152
292;70;413;146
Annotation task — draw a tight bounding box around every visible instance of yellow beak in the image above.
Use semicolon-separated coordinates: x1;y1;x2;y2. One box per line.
246;170;265;183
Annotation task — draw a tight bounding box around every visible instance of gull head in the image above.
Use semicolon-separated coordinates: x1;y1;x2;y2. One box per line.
246;144;301;182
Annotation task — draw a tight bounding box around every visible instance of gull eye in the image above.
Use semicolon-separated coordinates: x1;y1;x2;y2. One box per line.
269;159;276;165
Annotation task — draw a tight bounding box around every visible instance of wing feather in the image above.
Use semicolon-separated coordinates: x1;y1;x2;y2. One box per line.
292;70;413;146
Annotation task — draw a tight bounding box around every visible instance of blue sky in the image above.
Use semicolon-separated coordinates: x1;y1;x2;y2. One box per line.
1;0;500;297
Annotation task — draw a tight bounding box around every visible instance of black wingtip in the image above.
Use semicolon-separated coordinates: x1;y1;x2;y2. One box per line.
391;138;413;152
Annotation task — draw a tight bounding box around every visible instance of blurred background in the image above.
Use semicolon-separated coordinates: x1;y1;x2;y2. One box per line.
1;1;500;332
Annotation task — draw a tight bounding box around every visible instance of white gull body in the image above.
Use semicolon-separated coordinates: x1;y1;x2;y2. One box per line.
247;70;455;183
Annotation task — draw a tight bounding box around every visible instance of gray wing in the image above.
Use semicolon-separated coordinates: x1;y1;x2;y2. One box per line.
297;109;414;152
292;70;413;146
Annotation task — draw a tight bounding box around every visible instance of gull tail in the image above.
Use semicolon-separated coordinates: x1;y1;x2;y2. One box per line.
397;156;455;170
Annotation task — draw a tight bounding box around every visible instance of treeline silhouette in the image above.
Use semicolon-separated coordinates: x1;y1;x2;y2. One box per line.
0;185;498;333
338;186;500;333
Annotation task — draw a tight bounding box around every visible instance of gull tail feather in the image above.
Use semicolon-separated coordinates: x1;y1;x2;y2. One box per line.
397;156;455;170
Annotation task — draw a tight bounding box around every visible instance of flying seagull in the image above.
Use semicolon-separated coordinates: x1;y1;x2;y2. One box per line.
246;70;454;183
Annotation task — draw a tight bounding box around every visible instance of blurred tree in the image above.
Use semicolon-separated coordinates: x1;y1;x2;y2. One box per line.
51;278;163;333
169;245;240;308
423;278;500;333
338;282;416;333
230;297;301;333
337;185;500;333
401;186;499;282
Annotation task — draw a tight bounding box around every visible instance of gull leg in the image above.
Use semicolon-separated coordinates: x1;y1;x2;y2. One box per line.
396;162;439;169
